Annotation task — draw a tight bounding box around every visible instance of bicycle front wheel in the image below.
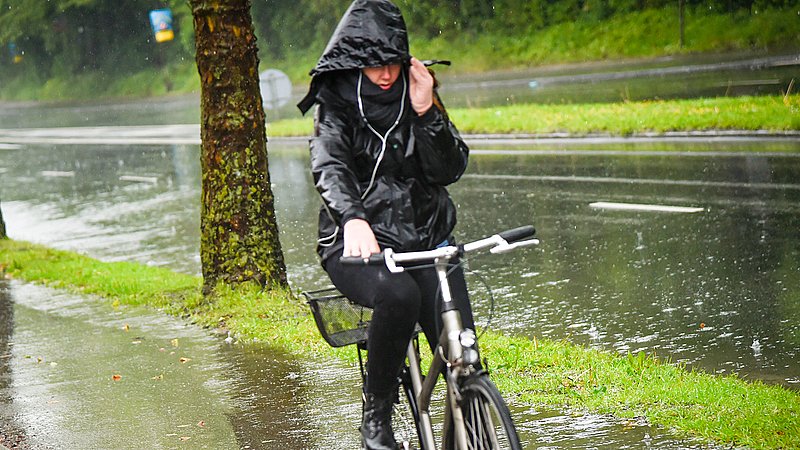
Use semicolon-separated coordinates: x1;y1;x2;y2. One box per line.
456;374;522;450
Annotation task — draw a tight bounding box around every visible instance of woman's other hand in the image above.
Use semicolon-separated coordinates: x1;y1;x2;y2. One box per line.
409;57;433;116
343;218;380;257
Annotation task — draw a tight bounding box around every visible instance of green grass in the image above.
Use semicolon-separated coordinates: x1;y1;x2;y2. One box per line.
2;6;798;102
277;6;800;84
266;94;800;137
415;7;800;73
2;239;799;448
482;334;800;449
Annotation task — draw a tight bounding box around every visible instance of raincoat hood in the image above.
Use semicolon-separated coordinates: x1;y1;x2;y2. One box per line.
297;0;410;114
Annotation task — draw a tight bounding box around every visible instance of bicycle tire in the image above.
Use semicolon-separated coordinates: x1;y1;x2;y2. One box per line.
452;374;522;450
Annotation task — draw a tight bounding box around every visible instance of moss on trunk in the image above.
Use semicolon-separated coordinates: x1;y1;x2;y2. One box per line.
190;0;286;292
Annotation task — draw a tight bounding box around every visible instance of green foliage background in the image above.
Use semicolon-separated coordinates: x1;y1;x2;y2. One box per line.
0;0;798;100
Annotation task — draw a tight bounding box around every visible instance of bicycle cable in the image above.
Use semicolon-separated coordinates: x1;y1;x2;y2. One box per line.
457;256;496;341
400;256;497;342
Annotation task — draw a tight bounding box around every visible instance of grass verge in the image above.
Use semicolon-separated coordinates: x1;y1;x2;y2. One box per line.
1;239;798;449
3;7;798;102
267;94;800;138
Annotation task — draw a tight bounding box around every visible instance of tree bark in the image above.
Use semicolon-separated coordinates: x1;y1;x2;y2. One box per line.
190;0;287;293
0;201;6;239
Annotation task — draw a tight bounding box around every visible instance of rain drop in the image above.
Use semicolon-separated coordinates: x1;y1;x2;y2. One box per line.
750;339;762;357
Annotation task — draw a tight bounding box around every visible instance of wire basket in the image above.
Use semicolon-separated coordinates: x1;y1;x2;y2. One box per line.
303;287;371;347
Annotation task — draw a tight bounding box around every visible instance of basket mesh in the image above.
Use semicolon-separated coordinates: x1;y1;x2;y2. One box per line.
303;288;371;347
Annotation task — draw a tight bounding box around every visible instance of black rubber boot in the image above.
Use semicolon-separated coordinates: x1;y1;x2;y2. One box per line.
361;392;398;450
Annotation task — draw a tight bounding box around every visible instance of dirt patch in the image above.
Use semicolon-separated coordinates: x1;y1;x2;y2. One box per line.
0;426;29;450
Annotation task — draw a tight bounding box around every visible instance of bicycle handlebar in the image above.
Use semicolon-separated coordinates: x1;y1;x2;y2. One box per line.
497;225;536;244
341;253;386;265
340;225;538;272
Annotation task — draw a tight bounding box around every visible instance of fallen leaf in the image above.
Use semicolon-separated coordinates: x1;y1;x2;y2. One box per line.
112;374;122;381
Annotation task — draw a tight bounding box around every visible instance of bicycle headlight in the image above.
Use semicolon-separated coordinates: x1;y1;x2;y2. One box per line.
459;329;479;365
459;329;476;348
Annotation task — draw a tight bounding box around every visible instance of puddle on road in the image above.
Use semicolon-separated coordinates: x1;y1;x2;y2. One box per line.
0;279;366;449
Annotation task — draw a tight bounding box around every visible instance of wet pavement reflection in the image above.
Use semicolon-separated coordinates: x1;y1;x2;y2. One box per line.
0;279;373;449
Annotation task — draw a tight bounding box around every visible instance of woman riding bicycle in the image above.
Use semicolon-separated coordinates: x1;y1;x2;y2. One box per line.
298;1;475;448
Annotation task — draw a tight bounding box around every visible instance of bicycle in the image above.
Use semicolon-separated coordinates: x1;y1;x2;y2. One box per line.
304;225;538;449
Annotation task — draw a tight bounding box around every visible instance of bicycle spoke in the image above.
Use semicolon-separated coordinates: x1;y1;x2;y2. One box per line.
465;395;499;449
392;394;419;449
457;375;521;450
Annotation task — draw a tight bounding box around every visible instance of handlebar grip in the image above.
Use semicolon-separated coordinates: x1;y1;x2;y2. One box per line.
339;253;385;266
498;225;536;243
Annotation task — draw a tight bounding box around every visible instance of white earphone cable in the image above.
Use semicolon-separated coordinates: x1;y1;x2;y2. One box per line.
357;70;407;200
318;70;408;246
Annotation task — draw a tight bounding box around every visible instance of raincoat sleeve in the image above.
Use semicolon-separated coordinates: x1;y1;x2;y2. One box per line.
412;107;469;185
310;105;368;226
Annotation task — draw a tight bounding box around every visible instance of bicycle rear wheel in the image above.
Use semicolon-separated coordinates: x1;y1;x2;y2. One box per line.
455;374;522;450
392;366;428;450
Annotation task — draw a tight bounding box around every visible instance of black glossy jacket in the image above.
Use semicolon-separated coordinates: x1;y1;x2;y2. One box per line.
298;0;469;262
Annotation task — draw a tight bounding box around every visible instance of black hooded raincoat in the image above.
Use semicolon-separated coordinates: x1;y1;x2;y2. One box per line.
298;0;469;263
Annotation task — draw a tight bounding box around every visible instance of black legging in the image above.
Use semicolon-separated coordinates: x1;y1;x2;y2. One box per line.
324;247;476;395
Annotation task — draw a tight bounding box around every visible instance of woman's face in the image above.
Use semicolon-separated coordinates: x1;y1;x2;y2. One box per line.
362;64;402;90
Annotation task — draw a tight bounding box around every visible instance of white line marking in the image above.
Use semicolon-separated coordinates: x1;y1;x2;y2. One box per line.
119;175;158;184
40;170;75;178
589;202;704;213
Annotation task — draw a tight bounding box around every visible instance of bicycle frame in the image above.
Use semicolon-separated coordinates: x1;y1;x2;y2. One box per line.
405;254;471;449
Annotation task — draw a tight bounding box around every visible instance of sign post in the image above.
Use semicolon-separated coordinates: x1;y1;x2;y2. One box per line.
259;69;292;119
8;42;22;64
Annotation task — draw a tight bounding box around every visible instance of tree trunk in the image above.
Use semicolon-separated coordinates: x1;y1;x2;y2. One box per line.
189;0;287;293
0;201;6;239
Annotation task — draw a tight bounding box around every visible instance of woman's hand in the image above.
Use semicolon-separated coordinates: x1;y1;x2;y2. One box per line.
343;218;380;258
408;57;433;116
